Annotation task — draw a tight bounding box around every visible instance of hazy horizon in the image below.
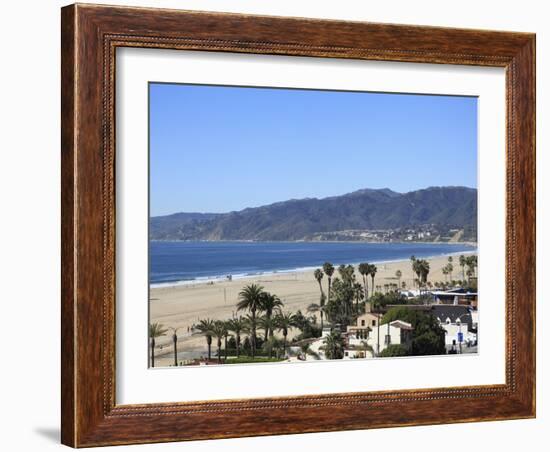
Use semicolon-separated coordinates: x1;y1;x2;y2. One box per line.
150;83;478;216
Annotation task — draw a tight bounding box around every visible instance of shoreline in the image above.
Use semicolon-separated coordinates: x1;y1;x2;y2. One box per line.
150;247;477;289
151;238;478;246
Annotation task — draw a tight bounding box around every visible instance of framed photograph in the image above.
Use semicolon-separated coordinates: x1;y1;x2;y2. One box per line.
61;4;536;447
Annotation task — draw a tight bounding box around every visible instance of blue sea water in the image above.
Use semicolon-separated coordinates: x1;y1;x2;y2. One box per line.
149;241;476;287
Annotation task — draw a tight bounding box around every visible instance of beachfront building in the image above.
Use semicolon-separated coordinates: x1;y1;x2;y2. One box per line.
344;310;413;358
430;288;478;308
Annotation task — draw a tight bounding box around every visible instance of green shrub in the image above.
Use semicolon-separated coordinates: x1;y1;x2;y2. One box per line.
379;344;409;357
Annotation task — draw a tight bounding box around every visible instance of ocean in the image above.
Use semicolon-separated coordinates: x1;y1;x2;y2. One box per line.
149;241;476;287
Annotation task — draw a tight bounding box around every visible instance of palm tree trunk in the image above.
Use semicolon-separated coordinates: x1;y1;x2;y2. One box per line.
265;312;270;341
217;339;222;364
207;339;211;361
150;337;155;368
173;334;178;367
236;334;240;357
320;311;324;331
317;281;323;297
224;336;228;361
283;334;287;356
371;276;375;297
251;310;256;359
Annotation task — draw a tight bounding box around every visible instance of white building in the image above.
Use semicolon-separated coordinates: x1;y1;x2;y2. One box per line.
344;311;413;358
430;305;477;349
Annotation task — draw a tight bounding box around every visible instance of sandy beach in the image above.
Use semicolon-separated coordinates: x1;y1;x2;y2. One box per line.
150;251;476;366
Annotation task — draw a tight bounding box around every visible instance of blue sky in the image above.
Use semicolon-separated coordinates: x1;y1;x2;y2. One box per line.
149;83;477;216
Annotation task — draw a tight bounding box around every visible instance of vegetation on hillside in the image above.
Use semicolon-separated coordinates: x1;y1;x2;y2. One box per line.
150;186;477;241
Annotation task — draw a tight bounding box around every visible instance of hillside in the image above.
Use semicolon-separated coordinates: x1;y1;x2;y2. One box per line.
150;186;477;241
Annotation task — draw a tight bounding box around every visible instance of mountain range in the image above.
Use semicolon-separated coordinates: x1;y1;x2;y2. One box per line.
150;186;477;241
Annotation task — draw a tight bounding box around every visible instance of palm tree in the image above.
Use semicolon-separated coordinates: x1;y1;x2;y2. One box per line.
411;257;422;291
168;327;181;367
193;318;215;360
353;282;364;311
260;292;283;339
149;322;168;368
275;311;296;356
222;320;232;361
262;336;277;359
466;255;478;278
227;316;247;357
338;264;355;287
257;315;277;347
211;321;227;364
292;309;316;334
447;256;454;281
418;259;430;292
459;255;466;280
368;264;378;297
314;268;324;296
337;264;346;278
358;262;369;301
307;292;326;331
323;331;344;359
237;283;265;358
323;262;335;304
395;269;402;288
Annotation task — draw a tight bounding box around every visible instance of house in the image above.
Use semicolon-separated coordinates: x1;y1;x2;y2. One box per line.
353;311;382;331
381;304;478;353
344;309;413;358
431;305;477;350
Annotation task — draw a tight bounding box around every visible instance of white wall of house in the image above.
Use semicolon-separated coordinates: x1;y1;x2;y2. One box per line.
355;312;381;329
347;322;411;357
442;323;476;346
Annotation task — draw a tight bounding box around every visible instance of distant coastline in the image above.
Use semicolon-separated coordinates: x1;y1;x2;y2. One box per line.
150;239;478;246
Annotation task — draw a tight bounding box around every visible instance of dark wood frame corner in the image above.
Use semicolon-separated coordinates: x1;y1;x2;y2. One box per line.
61;3;536;447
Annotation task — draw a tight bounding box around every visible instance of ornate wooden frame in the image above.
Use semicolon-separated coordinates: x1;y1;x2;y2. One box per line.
61;3;536;447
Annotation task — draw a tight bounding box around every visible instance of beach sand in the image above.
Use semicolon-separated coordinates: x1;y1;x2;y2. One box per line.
150;251;476;366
